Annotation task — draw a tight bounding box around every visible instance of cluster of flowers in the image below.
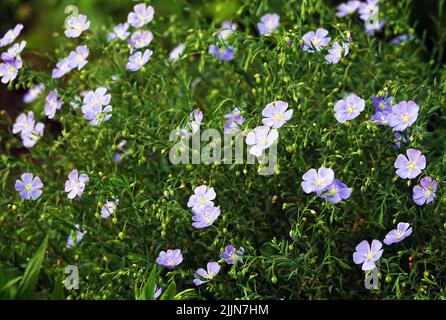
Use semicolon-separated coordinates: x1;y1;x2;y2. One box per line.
13;87;65;147
336;0;382;35
150;186;246;287
246;100;293;157
107;3;155;71
52;45;89;78
371;96;419;132
155;245;245;286
12;111;44;148
395;149;437;206
301;167;352;204
353;222;412;271
80;87;113;126
301;27;350;64
187;185;220;229
0;24;25;83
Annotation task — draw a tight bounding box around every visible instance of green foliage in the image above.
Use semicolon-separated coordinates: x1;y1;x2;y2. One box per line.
1;0;446;300
0;236;48;299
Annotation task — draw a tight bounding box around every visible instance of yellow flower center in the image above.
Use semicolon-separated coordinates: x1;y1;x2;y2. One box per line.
329;186;338;196
402;114;410;122
167;258;175;266
395;231;403;239
274;114;283;121
204;213;212;224
408;162;415;171
199;197;207;205
25;184;32;191
346;105;355;113
316;177;324;186
7;65;16;73
311;37;320;46
367;251;374;260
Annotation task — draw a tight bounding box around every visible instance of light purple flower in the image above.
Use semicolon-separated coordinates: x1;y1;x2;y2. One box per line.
101;200;119;218
359;0;379;22
334;93;365;123
413;177;437;206
193;262;221;286
387;101;419;132
51;58;73;79
391;34;409;45
370;95;394;125
15;173;43;200
325;41;349;64
127;3;155;28
154;286;163;299
187;185;216;212
301;167;334;194
126;49;153;71
169;43;185;62
218;21;236;40
107;23;130;41
13;111;35;137
302;28;331;52
189;108;203;134
209;44;234;61
223;107;244;134
336;1;361;17
1;40;26;60
245;125;279;157
12;111;44;148
0;24;23;47
66;224;86;248
394;148;426;179
261;100;293;128
384;223;412;245
192;204;221;229
82;87;111;108
65;169;89;199
44;90;62;119
82;104;113;126
65;14;90;38
257;13;280;35
22;122;44;148
67;45;89;70
0;56;22;83
156;249;183;269
113;153;123;163
318;179;352;204
353;240;383;271
23;83;45;104
221;246;245;264
129;30;153;50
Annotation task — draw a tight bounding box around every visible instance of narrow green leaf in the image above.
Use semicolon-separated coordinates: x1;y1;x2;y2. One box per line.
160;279;176;300
16;235;48;299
